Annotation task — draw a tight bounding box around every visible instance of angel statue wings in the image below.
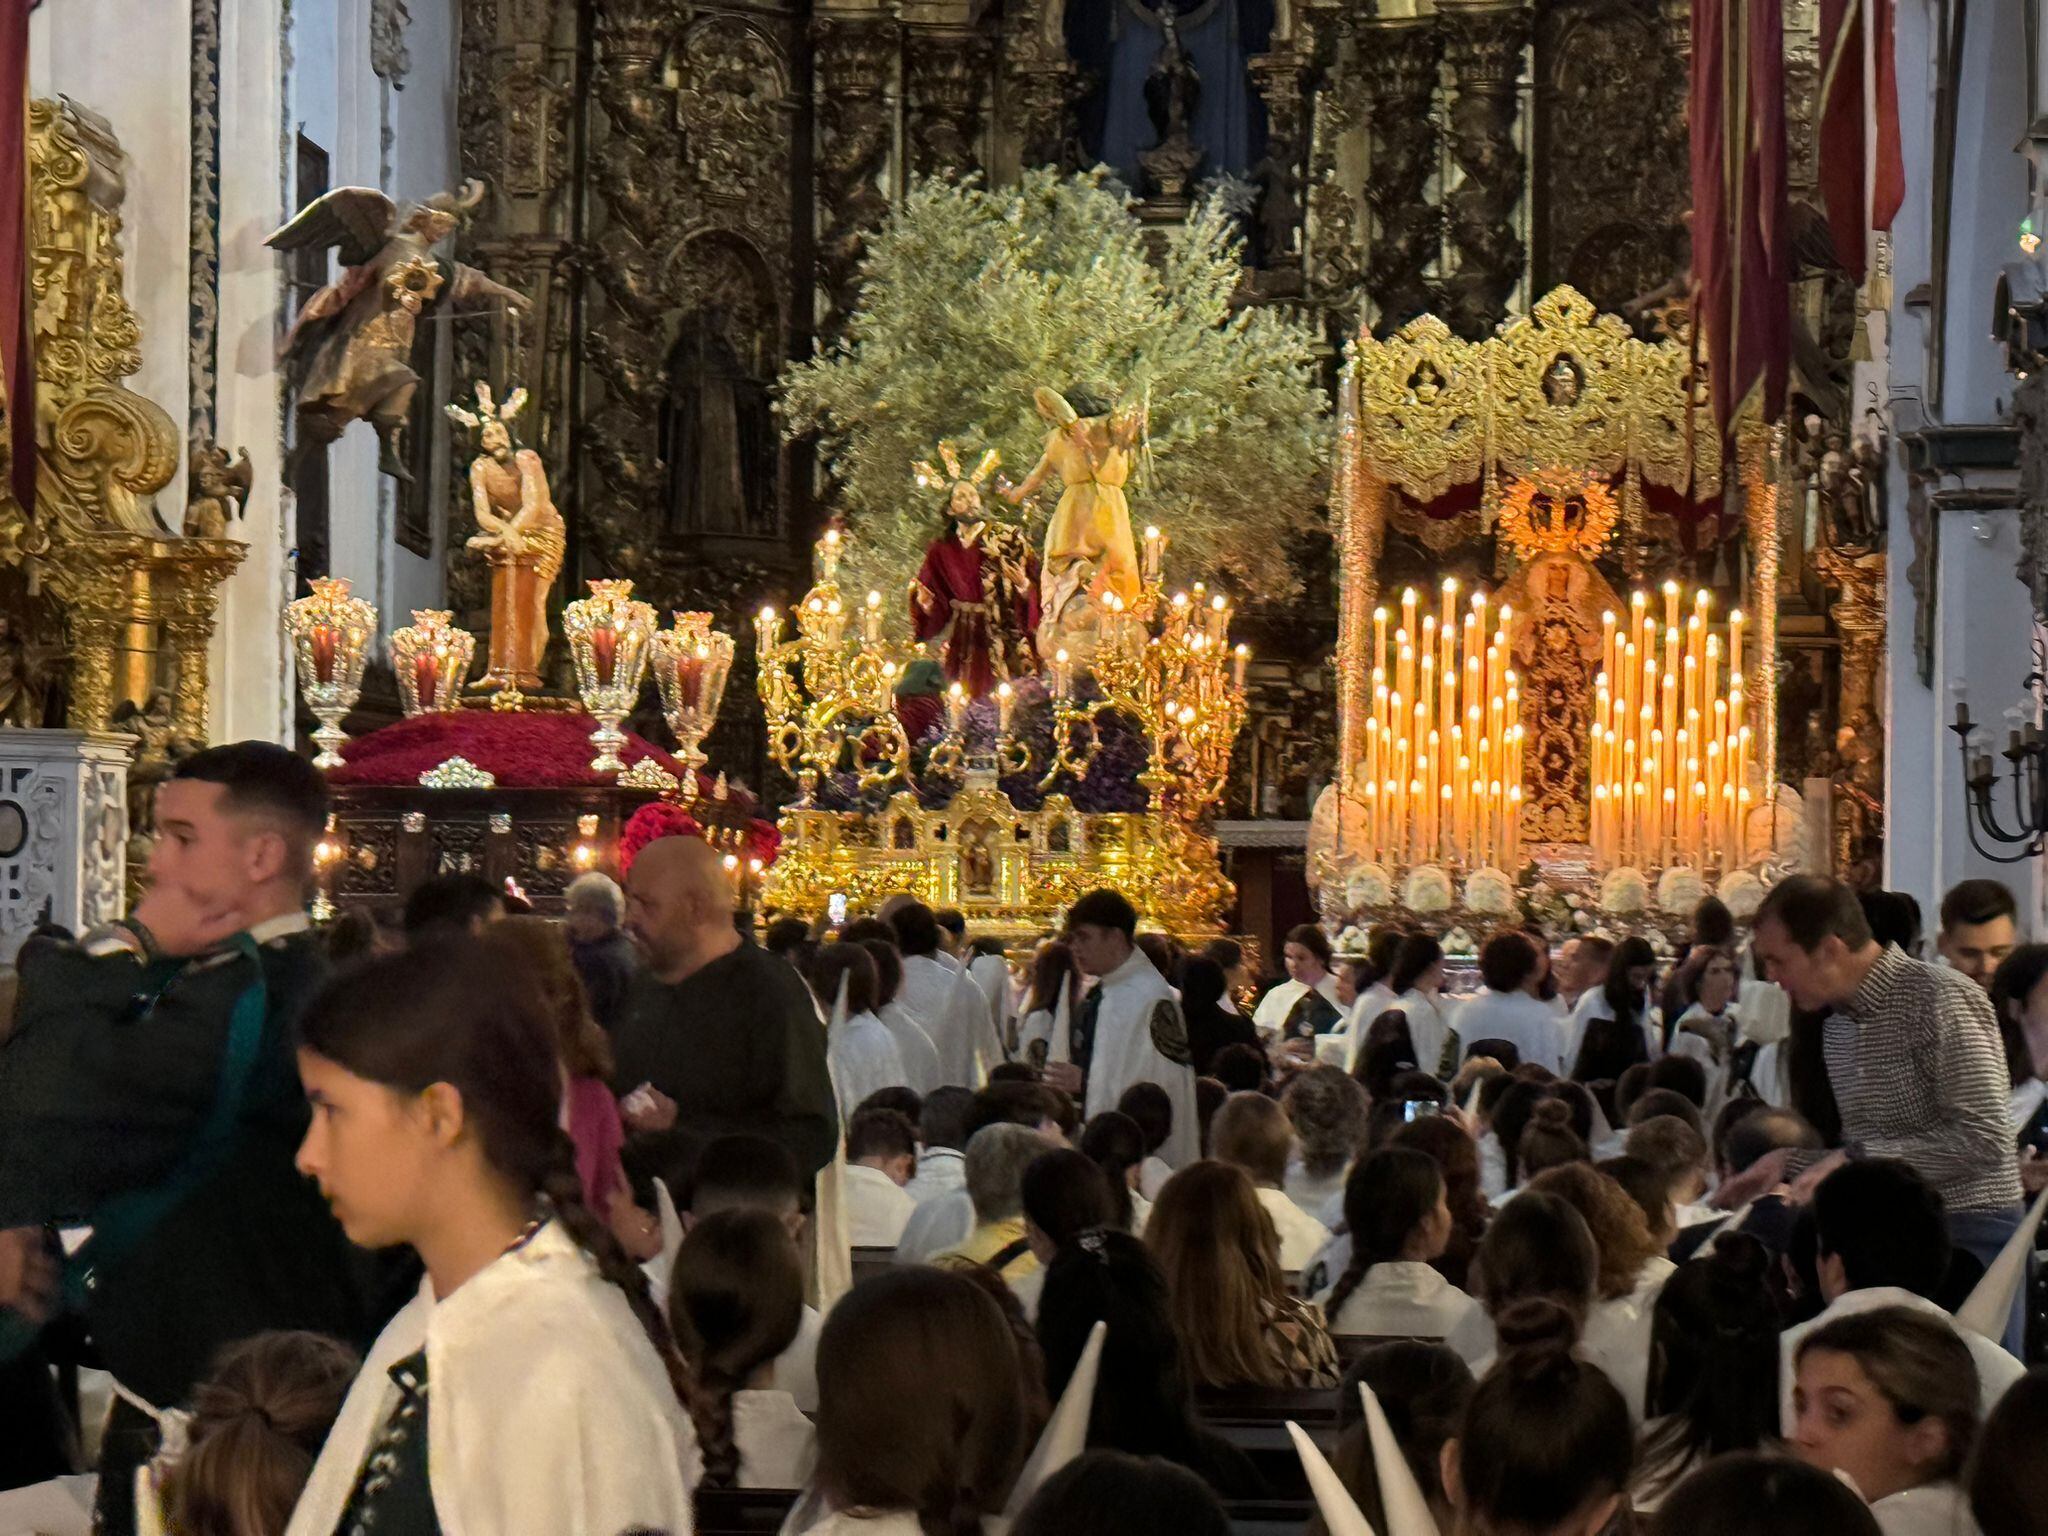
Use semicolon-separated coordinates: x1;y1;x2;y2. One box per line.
1001;385;1146;661
267;179;530;480
909;442;1040;697
447;383;565;694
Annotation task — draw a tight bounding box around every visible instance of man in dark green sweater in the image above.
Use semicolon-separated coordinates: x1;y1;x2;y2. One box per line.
613;835;838;1189
0;743;378;1534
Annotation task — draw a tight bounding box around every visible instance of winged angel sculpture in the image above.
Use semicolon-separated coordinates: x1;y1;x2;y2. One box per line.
266;180;530;479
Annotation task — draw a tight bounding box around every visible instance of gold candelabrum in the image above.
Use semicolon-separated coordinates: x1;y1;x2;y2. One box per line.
642;610;737;793
1590;583;1752;873
388;610;477;716
563;579;658;774
755;526;1251;934
287;578;379;769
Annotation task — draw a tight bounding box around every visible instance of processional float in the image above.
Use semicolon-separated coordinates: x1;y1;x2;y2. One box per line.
1311;287;1814;950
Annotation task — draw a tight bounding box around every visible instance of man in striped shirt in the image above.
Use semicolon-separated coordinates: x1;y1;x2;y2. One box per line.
1748;875;2026;1350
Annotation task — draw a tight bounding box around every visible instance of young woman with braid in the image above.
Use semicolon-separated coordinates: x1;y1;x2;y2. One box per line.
1313;1147;1478;1340
670;1207;815;1494
282;941;698;1535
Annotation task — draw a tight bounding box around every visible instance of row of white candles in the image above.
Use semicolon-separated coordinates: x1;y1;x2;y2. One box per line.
1589;582;1752;870
1361;580;1524;870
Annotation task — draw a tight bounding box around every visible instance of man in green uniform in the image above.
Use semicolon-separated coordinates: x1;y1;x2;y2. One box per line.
0;743;379;1534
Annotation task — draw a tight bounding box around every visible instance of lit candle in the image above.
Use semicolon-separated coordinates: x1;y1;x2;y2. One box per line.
1143;526;1164;585
996;682;1014;736
1054;647;1073;699
415;648;440;710
756;606;780;655
1233;643;1249;690
591;624;619;686
864;589;884;646
312;624;338;684
947;682;968;735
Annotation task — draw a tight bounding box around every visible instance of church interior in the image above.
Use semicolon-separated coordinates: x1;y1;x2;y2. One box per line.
0;0;2038;963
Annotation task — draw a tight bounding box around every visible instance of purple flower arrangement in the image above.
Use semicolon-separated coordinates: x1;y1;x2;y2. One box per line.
807;671;1152;815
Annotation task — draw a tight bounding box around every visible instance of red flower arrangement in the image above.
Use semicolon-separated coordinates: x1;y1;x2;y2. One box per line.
619;801;704;875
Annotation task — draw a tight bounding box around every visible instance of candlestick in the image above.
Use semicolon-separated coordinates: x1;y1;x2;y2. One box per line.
287;578;379;768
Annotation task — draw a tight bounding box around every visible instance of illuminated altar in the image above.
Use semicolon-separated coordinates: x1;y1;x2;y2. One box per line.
1312;288;1813;944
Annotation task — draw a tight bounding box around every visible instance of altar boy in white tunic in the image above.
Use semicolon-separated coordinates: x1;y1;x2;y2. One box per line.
284;942;697;1536
1064;890;1200;1168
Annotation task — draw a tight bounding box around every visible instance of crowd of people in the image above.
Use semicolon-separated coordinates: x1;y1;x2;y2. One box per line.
0;741;2045;1536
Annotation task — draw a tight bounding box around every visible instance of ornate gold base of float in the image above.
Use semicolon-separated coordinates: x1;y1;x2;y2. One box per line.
764;775;1235;939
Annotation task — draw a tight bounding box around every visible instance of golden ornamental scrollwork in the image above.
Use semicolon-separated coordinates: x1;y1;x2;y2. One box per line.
1347;285;1724;509
0;97;246;743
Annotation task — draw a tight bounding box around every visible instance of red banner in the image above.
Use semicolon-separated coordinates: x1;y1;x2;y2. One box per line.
1819;0;1905;282
0;0;31;516
1691;0;1791;436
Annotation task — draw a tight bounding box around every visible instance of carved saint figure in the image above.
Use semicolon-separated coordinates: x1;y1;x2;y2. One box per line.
182;441;254;539
447;383;566;693
1003;387;1145;661
910;444;1040;697
267;180;530;479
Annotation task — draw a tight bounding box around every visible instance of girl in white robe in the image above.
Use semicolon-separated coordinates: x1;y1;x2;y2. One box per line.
284;943;698;1536
672;1208;819;1492
780;1266;1025;1535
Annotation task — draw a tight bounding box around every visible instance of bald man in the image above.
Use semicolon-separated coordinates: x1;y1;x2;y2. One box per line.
612;836;838;1186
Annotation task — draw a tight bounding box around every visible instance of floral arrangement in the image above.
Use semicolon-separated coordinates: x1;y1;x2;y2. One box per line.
1463;867;1517;916
1600;867;1650;915
1402;865;1455;914
1717;868;1766;919
619;802;703;875
1655;865;1707;917
779;169;1329;608
1345;862;1394;911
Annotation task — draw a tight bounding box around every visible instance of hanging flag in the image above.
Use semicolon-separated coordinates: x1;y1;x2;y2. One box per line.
0;0;32;517
1691;0;1791;436
1818;0;1905;282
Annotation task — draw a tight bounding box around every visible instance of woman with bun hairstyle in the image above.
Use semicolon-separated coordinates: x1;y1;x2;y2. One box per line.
1633;1234;1784;1510
283;940;698;1535
1514;1099;1590;1183
145;1331;358;1536
1440;1299;1634;1536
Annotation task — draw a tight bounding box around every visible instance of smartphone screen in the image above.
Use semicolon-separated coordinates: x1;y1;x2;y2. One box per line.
828;892;848;927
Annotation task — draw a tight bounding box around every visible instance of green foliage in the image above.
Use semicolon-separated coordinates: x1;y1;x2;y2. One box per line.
779;169;1331;608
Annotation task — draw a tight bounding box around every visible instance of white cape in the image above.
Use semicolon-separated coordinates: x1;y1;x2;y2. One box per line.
285;1221;695;1536
1082;949;1199;1167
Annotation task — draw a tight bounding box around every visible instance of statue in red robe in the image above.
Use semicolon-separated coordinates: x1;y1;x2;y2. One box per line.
908;445;1041;697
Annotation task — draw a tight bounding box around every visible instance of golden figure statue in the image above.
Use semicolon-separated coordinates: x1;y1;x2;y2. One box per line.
1002;386;1146;658
446;383;565;693
266;180;531;480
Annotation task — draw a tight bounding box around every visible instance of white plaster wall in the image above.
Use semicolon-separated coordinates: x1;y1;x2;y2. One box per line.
1882;0;2044;929
29;0;193;512
213;0;292;743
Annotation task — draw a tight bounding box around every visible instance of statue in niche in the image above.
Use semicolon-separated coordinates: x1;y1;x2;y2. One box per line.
267;180;530;480
182;441;254;540
663;307;777;538
1138;4;1205;201
1499;552;1620;843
